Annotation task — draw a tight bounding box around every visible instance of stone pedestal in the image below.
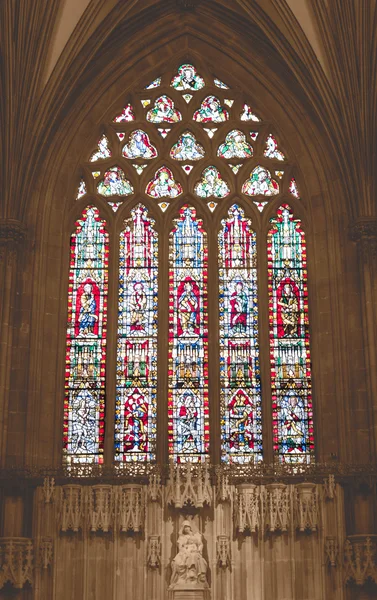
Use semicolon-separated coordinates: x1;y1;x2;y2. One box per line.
168;585;210;600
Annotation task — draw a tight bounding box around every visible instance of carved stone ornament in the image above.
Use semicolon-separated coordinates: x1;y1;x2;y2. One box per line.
60;485;85;532
148;473;163;503
147;535;161;569
295;483;319;532
235;484;261;534
169;520;209;593
323;474;336;500
216;472;232;503
0;219;27;263
350;217;377;261
265;483;291;533
88;485;114;532
325;536;338;567
217;535;231;569
38;538;53;570
118;484;145;533
0;538;33;590
166;462;212;509
43;476;55;503
344;535;377;585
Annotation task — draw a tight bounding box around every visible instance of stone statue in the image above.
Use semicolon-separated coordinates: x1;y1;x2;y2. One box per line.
170;520;208;588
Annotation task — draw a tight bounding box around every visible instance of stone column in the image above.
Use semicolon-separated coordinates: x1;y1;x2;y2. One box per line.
0;219;27;467
350;218;377;460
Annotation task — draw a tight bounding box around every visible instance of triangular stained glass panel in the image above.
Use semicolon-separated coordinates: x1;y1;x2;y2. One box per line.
289;177;300;198
116;133;125;141
207;201;218;212
224;99;234;107
214;78;229;89
158;202;169;212
132;164;148;175
113;104;135;122
275;170;284;179
204;128;217;138
264;134;285;161
76;179;87;199
182;94;193;103
253;201;268;212
158;128;171;138
145;77;161;89
108;201;122;212
250;131;259;141
141;99;151;108
92;171;101;179
89;135;112;162
181;165;193;175
228;163;243;174
240;104;261;122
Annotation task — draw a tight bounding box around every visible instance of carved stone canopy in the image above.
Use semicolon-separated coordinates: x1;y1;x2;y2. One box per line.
350;217;377;260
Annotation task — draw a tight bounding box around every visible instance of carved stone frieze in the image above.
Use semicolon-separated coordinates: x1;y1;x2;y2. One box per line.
344;535;377;585
88;485;114;532
0;538;33;590
118;484;145;533
217;535;231;569
60;485;85;532
43;476;55;503
265;483;291;533
235;484;261;534
166;462;212;509
325;536;338;567
38;538;53;570
147;535;161;569
350;217;377;261
323;474;336;500
295;483;319;532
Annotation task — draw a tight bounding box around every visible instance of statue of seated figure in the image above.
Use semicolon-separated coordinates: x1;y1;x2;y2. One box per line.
170;520;208;588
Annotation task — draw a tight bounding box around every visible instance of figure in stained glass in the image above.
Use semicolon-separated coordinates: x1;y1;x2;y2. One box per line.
171;64;205;91
169;206;209;462
115;205;158;462
219;205;262;463
228;390;254;452
230;281;248;334
268;204;314;463
170;131;205;161
113;103;135;122
278;282;299;337
178;279;199;337
122;130;157;159
242;166;279;196
97;167;133;196
217;130;253;159
90;135;112;162
193;96;229;123
146;166;183;198
279;391;307;456
76;282;99;337
146;95;182;123
194;166;230;198
64;206;108;465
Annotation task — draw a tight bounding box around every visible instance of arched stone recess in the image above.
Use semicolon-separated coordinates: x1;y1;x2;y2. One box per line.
17;7;355;472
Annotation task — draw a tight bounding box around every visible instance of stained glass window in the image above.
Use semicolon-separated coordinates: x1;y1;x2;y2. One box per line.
97;167;134;197
219;205;262;463
194;166;230;198
170;131;205;161
146;95;182;123
193;96;229;123
217;130;253;159
122;130;158;159
171;64;205;91
242;166;279;197
115;205;158;462
264;134;285;161
63;206;109;465
146;166;183;199
113;103;135;122
267;204;314;463
168;206;209;462
90;135;112;162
